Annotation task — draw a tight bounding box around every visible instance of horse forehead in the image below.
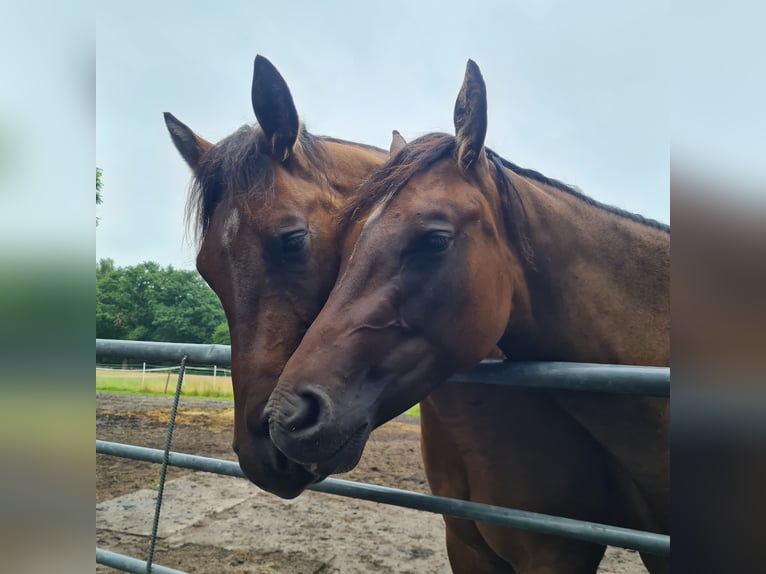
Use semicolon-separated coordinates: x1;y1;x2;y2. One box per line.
266;167;339;215
237;179;329;226
411;159;468;188
273;164;308;192
221;207;241;248
390;170;475;215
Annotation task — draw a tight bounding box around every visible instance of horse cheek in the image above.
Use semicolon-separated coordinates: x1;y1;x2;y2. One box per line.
465;253;512;359
434;258;491;367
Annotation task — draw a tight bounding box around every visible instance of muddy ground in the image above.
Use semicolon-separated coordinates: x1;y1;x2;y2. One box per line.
96;392;647;573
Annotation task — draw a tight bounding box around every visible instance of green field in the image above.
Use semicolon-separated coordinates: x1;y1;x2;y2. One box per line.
96;368;234;399
96;369;420;416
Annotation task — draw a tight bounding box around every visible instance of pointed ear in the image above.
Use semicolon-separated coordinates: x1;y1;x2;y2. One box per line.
390;130;407;155
164;112;214;172
251;55;299;161
453;59;488;171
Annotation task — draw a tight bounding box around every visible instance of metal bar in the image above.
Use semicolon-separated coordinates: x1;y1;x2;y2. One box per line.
311;480;670;556
450;360;670;396
96;548;188;574
97;440;244;477
96;339;230;367
96;339;669;396
97;440;670;556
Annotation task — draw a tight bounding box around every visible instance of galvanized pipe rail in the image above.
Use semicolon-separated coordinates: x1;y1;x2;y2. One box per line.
97;440;670;556
96;339;670;396
97;338;670;570
96;548;187;574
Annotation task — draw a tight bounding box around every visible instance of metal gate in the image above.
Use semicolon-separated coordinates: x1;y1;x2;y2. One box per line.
96;338;670;572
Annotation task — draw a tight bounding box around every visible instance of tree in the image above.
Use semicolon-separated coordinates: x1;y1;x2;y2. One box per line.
96;259;226;343
96;258;114;281
212;322;231;345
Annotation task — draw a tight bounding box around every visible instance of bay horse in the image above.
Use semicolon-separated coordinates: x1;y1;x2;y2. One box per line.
164;55;388;498
266;61;670;573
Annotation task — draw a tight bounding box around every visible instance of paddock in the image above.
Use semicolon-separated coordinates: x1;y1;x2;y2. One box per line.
96;338;670;573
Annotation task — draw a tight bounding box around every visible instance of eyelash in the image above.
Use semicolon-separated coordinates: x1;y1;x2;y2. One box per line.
408;231;454;255
282;230;308;254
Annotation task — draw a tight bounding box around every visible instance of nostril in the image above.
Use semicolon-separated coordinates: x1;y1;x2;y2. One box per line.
280;388;325;434
297;391;321;429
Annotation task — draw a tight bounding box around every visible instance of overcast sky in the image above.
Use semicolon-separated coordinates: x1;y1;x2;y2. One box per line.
97;1;668;270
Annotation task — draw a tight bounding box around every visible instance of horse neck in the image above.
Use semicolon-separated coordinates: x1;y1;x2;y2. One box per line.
322;140;388;198
498;171;670;366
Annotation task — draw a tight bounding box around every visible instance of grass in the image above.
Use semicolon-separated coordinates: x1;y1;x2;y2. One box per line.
96;369;234;400
96;368;422;416
403;404;420;417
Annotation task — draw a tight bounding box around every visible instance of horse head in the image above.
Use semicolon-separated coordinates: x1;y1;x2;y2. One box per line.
266;61;526;475
166;56;386;497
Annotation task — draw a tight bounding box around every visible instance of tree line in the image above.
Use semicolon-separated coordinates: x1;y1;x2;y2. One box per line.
96;259;230;344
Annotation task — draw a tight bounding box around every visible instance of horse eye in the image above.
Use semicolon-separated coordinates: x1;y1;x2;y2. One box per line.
282;230;308;254
427;232;453;252
413;230;453;254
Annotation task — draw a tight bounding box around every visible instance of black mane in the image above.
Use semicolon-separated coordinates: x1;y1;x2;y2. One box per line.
495;155;670;233
341;133;670;254
186;125;332;243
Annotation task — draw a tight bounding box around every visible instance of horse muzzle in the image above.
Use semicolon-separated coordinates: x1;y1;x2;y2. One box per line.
265;386;371;476
234;431;319;499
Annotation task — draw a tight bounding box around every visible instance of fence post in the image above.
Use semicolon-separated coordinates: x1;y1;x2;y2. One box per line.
142;362;146;386
213;365;217;379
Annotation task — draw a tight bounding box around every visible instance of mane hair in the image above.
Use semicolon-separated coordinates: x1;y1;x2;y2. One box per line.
185;124;332;244
340;133;456;228
341;133;669;255
495;156;670;233
340;133;535;265
485;149;535;266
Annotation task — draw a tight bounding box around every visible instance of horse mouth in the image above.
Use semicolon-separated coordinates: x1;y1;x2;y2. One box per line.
236;435;321;499
262;420;318;475
238;458;316;499
300;423;370;477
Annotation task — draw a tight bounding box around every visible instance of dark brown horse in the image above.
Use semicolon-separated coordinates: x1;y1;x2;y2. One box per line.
164;55;388;498
266;61;669;573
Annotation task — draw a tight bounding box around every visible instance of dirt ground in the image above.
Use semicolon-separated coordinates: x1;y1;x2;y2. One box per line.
96;392;647;573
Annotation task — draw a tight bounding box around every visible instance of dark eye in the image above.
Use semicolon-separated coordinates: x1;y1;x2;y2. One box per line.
426;231;453;252
407;230;453;256
282;230;308;254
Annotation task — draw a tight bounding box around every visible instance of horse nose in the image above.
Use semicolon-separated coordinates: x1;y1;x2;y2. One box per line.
267;386;330;438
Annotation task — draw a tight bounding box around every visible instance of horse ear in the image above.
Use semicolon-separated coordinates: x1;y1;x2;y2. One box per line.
390;130;407;155
252;55;299;162
453;59;488;171
164;112;213;172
